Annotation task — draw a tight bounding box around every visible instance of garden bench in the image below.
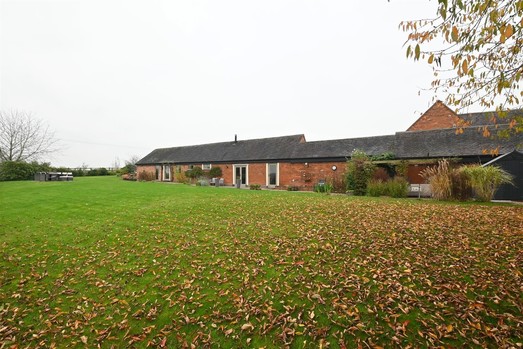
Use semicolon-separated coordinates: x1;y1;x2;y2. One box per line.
34;172;74;181
210;177;224;186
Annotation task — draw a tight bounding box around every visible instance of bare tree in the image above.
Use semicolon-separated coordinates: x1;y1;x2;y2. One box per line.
126;155;141;166
121;155;141;174
0;110;58;162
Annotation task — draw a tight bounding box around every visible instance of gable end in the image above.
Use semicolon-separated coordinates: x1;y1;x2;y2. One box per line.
407;101;460;131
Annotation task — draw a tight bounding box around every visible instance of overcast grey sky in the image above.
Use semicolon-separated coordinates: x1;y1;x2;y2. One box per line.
1;0;443;168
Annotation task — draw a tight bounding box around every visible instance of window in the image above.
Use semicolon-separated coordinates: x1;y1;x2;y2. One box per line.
267;163;278;186
163;165;171;181
155;166;161;181
202;163;212;170
176;165;182;173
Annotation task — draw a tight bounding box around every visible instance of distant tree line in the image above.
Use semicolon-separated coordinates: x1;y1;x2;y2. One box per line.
0;160;115;181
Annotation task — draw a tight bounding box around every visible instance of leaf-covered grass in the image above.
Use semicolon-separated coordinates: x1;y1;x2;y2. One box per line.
1;177;522;348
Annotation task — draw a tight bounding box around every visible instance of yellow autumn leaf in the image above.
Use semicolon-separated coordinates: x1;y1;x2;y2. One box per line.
451;26;459;41
462;59;468;75
428;54;434;64
505;24;514;39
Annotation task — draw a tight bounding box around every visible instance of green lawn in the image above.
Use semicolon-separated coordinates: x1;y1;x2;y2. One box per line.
1;177;522;348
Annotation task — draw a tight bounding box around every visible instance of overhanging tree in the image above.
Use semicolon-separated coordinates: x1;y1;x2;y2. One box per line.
401;0;523;135
0;110;58;162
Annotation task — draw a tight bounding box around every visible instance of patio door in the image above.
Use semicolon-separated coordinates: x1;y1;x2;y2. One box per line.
234;165;248;186
163;165;171;181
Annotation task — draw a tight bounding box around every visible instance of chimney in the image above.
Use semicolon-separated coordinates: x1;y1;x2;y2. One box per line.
234;134;237;143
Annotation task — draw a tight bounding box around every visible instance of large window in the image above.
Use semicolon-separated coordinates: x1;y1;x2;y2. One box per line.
163;165;171;181
267;163;278;186
155;166;161;181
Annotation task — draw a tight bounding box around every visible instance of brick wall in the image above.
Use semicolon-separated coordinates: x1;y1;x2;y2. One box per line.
136;165;156;181
278;162;347;190
247;163;266;186
407;101;460;131
138;161;348;190
136;165;172;181
220;165;233;184
216;163;267;186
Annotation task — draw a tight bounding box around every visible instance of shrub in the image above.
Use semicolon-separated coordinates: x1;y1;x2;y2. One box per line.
387;177;409;198
314;182;333;194
121;173;136;181
366;179;386;197
208;166;223;178
287;186;299;191
421;159;452;200
421;160;484;201
185;167;203;182
250;184;261;190
119;163;136;175
367;177;409;198
192;167;204;178
175;171;188;184
86;168;110;176
53;166;70;173
449;167;473;201
461;165;514;202
372;167;390;182
346;150;375;196
39;162;53;172
72;169;85;177
331;176;346;193
0;161;51;181
139;170;155;181
395;160;409;179
0;161;35;181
